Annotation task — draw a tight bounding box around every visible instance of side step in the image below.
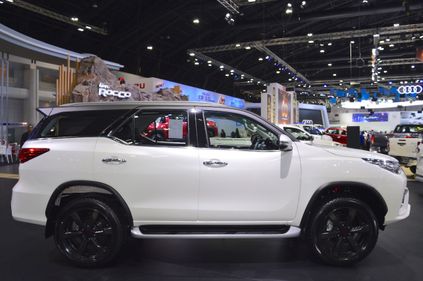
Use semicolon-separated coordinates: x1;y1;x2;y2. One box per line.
131;225;301;239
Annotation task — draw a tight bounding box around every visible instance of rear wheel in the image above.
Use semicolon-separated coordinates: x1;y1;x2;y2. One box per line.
54;197;125;267
308;198;378;266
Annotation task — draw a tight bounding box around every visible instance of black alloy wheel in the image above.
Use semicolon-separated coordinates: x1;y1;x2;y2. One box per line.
54;198;125;267
309;198;378;266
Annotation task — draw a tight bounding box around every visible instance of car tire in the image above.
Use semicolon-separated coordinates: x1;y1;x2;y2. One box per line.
54;197;125;267
308;197;378;266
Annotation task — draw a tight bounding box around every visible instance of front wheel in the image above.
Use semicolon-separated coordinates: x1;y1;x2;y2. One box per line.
54;197;125;267
308;198;378;266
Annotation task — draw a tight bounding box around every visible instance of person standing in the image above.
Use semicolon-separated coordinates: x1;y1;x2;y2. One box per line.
20;124;33;147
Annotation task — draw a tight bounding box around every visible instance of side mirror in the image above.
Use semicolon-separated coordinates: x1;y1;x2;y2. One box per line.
279;134;293;151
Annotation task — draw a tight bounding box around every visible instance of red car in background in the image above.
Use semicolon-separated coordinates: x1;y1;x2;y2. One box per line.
145;116;218;140
325;127;348;145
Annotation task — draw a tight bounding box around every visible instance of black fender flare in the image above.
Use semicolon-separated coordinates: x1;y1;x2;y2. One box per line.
45;180;133;237
299;181;388;233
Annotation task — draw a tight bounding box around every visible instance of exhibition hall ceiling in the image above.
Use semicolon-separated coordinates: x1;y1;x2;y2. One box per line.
0;0;422;99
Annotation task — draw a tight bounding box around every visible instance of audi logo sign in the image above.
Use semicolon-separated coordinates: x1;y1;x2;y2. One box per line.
398;85;423;94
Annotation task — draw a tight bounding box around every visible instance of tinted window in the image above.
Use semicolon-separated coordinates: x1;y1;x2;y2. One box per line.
394;125;423;133
284;127;312;141
37;110;126;138
204;111;279;150
113;110;188;146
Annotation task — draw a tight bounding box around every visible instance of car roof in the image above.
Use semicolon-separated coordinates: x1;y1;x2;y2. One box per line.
38;101;229;116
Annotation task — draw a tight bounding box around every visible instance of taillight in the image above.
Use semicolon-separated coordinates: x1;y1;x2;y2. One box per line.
18;148;49;163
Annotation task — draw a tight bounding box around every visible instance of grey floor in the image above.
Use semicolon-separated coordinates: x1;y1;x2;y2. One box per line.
1;177;422;281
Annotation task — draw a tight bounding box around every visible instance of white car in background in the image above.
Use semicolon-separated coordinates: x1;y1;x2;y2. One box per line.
279;125;342;147
388;124;423;173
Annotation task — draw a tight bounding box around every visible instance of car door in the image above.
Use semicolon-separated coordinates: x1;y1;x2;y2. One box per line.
93;108;199;224
197;108;301;222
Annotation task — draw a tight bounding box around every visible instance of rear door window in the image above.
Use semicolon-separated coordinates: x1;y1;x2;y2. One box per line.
37;110;127;138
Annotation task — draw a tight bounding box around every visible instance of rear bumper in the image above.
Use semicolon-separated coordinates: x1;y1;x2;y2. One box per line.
11;181;48;226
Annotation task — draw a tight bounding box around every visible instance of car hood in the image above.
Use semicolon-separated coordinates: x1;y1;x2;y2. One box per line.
322;146;397;161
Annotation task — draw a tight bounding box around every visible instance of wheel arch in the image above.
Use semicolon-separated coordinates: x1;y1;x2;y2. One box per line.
44;180;133;238
300;181;388;234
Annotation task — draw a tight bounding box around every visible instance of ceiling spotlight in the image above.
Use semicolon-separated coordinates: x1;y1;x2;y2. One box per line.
333;73;337;77
146;45;153;50
384;70;387;73
307;33;313;37
219;65;224;69
71;17;79;22
411;65;416;69
208;64;212;67
77;27;84;32
378;46;384;51
301;1;306;8
393;23;400;27
320;49;325;53
389;44;395;47
362;0;368;4
328;42;332;46
225;13;235;25
288;78;292;81
245;46;251;50
328;63;332;67
230;69;234;73
189;52;195;57
85;25;92;30
276;70;281;74
194;62;199;65
350;40;355;44
207;60;212;64
308;40;314;44
193;18;200;24
285;3;293;14
258;57;263;61
235;43;241;47
248;0;256;2
225;73;230;77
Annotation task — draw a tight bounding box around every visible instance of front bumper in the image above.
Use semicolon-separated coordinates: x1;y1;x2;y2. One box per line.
385;187;411;225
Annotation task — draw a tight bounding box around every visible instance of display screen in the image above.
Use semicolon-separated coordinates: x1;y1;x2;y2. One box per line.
352;112;388;122
299;109;323;125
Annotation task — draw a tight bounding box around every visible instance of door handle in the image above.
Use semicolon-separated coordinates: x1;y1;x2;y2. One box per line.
203;159;228;168
102;157;126;164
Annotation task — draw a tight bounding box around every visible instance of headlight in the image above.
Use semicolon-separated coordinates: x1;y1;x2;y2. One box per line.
362;158;401;174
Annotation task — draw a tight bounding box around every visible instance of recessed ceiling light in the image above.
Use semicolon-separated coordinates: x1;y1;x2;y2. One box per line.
207;60;212;64
333;73;337;77
230;69;234;73
85;25;92;30
208;64;212;67
193;18;200;24
77;27;84;32
146;45;153;50
248;0;256;2
235;43;241;47
384;70;388;73
393;23;400;27
245;46;251;50
328;63;332;66
276;70;281;74
258;57;263;61
194;62;199;65
320;49;325;53
71;17;79;22
411;65;416;69
386;38;390;42
350;40;355;44
189;52;195;56
219;65;224;69
389;44;395;47
307;33;313;37
308;40;314;44
288;78;292;81
327;42;332;46
225;73;229;77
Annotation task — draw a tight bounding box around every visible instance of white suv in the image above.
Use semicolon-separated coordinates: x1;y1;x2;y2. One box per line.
11;102;410;267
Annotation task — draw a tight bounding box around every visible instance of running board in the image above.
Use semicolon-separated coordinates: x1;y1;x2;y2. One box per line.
130;225;301;239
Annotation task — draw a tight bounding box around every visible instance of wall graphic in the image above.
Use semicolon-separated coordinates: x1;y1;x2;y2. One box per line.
400;111;423;124
72;56;245;108
352;112;389;122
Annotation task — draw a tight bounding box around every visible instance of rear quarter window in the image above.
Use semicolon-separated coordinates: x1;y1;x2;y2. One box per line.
34;110;127;138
